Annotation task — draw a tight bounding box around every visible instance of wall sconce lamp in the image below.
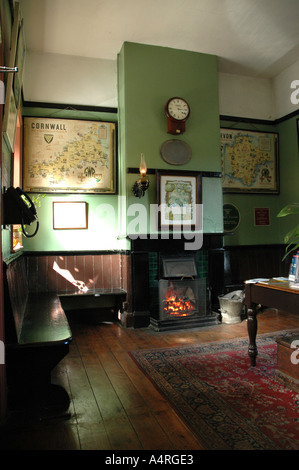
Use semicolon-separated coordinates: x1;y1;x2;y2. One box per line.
132;153;150;198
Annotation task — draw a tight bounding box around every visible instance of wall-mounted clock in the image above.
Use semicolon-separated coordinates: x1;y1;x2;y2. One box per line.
165;97;190;135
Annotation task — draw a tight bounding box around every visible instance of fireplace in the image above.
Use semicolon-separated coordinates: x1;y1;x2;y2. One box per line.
150;254;215;331
159;256;204;319
159;279;204;319
129;234;223;329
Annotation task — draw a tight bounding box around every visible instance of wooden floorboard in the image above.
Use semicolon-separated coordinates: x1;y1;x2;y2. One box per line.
1;308;299;451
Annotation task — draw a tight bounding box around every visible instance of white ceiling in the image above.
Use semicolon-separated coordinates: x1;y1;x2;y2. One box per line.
19;0;299;79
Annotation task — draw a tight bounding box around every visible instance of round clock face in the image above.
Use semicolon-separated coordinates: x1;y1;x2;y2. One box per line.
166;97;190;121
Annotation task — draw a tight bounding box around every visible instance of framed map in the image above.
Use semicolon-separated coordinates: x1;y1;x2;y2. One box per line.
23;117;117;194
156;170;202;230
221;128;279;194
3;2;21;153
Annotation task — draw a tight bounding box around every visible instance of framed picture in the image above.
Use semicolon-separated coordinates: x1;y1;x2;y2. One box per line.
254;207;270;226
23;117;117;194
3;92;18;152
2;2;21;152
221;128;279;194
156;170;202;230
53;202;88;229
13;19;26;110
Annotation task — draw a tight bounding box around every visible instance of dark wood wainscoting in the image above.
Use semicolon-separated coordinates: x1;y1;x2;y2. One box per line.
17;244;291;328
25;252;130;294
223;244;291;291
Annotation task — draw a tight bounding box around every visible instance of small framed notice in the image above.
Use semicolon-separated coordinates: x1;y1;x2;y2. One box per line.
254;207;270;226
53;202;87;229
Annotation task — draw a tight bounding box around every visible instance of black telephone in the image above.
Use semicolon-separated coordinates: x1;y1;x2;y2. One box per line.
3;186;39;237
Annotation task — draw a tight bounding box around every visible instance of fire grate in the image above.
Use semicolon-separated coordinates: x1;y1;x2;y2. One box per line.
159;278;206;320
150;254;218;331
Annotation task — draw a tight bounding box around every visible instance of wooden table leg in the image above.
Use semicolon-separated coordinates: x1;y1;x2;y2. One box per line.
247;304;258;366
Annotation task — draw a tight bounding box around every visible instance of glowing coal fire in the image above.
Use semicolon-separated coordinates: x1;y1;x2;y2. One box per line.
163;282;196;317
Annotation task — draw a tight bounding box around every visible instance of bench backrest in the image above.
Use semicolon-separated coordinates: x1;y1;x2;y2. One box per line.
3;257;28;343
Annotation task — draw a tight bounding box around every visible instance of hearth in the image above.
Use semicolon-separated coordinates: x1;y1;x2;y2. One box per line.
159;279;203;319
129;234;223;329
150;254;216;331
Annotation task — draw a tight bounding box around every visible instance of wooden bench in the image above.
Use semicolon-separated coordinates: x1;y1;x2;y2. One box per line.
4;254;127;418
3;257;72;418
25;253;129;324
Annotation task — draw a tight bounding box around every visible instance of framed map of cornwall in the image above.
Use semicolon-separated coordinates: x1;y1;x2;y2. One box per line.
221;128;279;194
23;117;117;194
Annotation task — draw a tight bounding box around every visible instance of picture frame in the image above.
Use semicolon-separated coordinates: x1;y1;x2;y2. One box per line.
2;2;21;152
254;207;270;226
3;91;18;152
156;170;202;231
221;128;279;194
23;117;117;194
53;202;88;230
13;19;26;110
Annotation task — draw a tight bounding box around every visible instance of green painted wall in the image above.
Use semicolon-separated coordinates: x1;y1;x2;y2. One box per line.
275;115;299;244
222;115;299;246
118;42;223;237
4;41;298;256
17;107;124;253
120;42;221;171
17;43;225;254
4;42;224;256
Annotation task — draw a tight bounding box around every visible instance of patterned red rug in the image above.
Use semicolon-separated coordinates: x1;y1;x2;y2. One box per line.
129;330;299;450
